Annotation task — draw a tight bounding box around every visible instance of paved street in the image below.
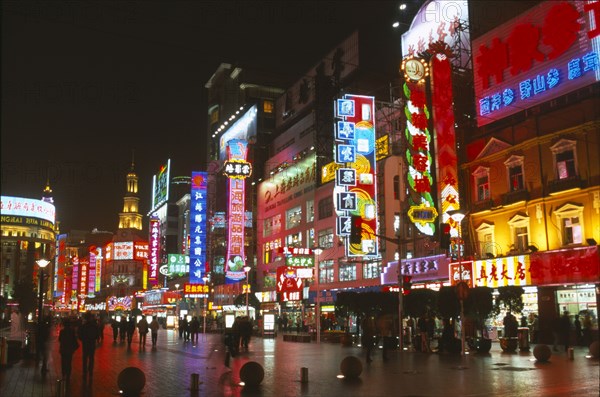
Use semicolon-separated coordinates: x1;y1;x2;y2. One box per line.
1;327;598;397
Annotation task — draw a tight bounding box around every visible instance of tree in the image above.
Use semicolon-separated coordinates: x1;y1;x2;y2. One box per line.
12;279;37;319
491;286;525;318
404;289;438;318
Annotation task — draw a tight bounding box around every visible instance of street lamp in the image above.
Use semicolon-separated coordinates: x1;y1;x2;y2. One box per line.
202;276;208;336
36;259;50;362
313;247;323;344
243;266;251;317
448;210;468;356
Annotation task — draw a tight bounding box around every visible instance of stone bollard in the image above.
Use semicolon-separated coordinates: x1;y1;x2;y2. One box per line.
533;344;552;362
589;341;599;359
239;361;264;387
300;367;309;383
340;356;362;379
567;347;574;360
117;367;146;396
56;379;65;397
190;373;201;391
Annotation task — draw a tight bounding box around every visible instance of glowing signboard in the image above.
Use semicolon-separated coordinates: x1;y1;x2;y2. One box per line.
189;172;208;283
473;1;600;126
167;253;190;274
151;159;170;212
225;139;248;282
113;242;134;260
334;94;379;257
148;217;160;286
0;195;56;224
472;255;531;288
219;105;257;161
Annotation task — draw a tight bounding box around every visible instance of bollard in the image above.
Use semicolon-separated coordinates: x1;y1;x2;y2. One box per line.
56;379;64;397
0;337;7;366
301;367;309;383
190;373;200;391
568;347;574;360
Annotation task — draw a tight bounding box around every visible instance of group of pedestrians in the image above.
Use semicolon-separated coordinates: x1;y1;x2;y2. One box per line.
223;316;253;358
361;313;394;363
56;313;161;383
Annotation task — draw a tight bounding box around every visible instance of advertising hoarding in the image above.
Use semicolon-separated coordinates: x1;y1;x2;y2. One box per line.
189;172;208;283
151;159;170;212
0;195;56;224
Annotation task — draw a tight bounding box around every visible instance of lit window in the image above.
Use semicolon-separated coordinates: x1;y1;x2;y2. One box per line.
554;203;584;245
339;263;357;282
285;206;302;230
263;100;274;114
507;213;530;252
317;228;334;249
472;166;490;201
475;222;496;258
306;200;314;222
550;139;577;180
362;261;381;279
504;155;525;191
319;260;334;284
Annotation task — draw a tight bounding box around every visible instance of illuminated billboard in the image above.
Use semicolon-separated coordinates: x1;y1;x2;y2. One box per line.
113;241;134;260
151;159;170;212
225;139;249;282
189;172;208;283
0;195;56;224
334;94;379;257
219;105;257;161
473;1;600;126
148;217;160;286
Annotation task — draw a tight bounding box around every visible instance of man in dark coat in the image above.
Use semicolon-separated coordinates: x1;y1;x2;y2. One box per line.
78;313;99;379
126;316;136;347
59;319;79;381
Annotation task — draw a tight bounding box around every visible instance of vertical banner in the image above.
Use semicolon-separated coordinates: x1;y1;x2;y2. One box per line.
55;234;67;301
225;139;251;282
71;256;79;300
95;247;102;293
334;94;379;257
190;171;208;283
78;257;88;311
431;54;460;236
87;249;96;296
402;56;437;236
148;216;160;286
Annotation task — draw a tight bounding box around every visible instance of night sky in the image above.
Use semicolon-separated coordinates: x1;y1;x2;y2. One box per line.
1;1;415;233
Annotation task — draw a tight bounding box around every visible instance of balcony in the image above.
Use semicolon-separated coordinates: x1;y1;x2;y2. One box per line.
502;189;529;206
548;176;584;195
472;199;494;213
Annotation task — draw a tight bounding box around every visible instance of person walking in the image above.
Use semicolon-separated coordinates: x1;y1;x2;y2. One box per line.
119;316;127;343
111;318;119;342
78;313;99;380
559;311;571;352
58;319;79;381
361;315;377;363
239;316;252;351
182;316;190;341
190;316;200;344
178;317;185;339
37;316;51;374
150;316;160;348
137;316;149;349
582;313;593;346
376;313;394;361
96;316;105;344
126;316;136;348
574;315;582;346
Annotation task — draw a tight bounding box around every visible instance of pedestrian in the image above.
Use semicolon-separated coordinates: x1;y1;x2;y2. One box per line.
559;311;571;352
582;313;593;346
376;313;393;361
119;316;127;343
178;317;185;339
137;316;149;349
126;316;136;348
96;317;105;343
150;316;160;347
111;318;119;342
182;316;190;341
574;315;582;346
78;312;99;380
503;312;518;338
232;316;242;352
282;313;288;332
361;315;377;363
37;315;51;374
190;316;200;344
417;316;429;352
59;319;79;381
239;316;252;350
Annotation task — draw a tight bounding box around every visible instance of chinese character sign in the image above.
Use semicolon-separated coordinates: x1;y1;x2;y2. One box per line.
225;139;248;282
474;1;600;126
334;94;379;257
472;256;531;287
88;251;96;296
190;172;208;283
148;217;160;286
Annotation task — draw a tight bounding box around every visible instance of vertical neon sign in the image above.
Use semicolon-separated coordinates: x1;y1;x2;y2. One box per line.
431;53;460;236
225;139;250;282
189;171;208;283
148;216;160;286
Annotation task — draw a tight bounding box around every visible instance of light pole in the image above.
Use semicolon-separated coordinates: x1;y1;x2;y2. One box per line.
313;247;323;344
243;266;251;317
202;277;208;336
448;210;467;356
36;259;50;361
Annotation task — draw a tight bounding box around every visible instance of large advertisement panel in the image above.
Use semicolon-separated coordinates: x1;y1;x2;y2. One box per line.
473;1;600;127
189;172;208;283
0;195;56;224
334;94;379;257
225;140;249;282
219;106;257;161
151;159;170;212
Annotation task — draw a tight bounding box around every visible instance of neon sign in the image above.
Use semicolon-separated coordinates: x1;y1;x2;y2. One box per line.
225;139;248;282
148;217;160;286
189;171;208;283
474;1;600;126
